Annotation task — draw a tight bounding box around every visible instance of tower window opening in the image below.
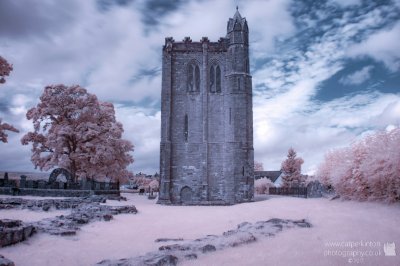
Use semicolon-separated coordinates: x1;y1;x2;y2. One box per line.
187;63;200;92
184;114;188;142
209;64;221;93
244;58;250;73
209;66;215;92
216;66;221;92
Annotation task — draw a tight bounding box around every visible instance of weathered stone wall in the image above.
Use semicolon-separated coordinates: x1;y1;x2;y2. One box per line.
0;173;120;197
0;187;120;197
159;10;254;205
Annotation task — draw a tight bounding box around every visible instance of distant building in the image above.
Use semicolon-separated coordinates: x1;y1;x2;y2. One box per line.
158;8;254;205
254;171;283;187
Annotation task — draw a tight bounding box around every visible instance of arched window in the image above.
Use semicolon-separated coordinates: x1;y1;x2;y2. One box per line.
216;66;221;92
209;64;221;93
209;66;215;93
187;63;200;92
184;114;188;142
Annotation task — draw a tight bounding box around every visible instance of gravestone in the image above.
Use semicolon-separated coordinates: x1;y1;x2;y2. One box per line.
307;181;327;198
26;180;33;189
3;172;9;186
20;175;27;188
38;180;46;189
58;182;65;189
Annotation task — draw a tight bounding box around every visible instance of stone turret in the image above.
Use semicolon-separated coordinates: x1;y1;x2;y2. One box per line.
227;8;249;46
225;8;253;202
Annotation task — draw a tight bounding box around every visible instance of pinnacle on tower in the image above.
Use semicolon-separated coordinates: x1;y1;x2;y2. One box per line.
233;6;242;21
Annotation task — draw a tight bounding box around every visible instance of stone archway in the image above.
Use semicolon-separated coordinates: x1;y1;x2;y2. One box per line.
48;168;73;184
180;186;193;204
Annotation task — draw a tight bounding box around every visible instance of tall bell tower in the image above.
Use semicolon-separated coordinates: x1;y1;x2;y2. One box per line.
158;8;254;205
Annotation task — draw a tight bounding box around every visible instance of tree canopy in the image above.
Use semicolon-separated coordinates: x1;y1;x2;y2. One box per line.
317;128;400;202
0;56;13;84
281;147;305;187
21;84;134;182
254;161;264;171
0;55;19;143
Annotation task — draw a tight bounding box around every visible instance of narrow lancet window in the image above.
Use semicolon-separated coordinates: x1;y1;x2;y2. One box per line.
216;66;221;92
184;114;188;142
244;59;249;73
187;63;200;92
187;65;193;92
195;65;200;91
209;64;221;93
209;66;215;92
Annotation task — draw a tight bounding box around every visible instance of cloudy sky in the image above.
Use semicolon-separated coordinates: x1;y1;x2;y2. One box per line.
0;0;399;175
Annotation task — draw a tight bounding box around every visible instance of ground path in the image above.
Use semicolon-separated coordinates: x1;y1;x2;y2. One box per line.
0;194;399;265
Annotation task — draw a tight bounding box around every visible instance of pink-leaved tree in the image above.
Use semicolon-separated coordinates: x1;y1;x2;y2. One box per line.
0;56;13;84
316;128;400;202
0;119;19;143
254;161;264;171
21;84;134;182
254;177;275;194
0;55;19;143
281;147;305;187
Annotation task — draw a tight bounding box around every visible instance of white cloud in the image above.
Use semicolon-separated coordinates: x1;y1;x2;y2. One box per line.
115;105;161;174
339;65;374;85
330;0;361;8
347;22;400;72
1;0;162;103
0;0;296;173
1;0;294;102
254;91;400;173
242;0;295;57
252;2;400;173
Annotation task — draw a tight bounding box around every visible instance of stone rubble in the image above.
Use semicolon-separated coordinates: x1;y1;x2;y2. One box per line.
97;218;312;266
0;219;35;248
0;196;137;239
0;255;15;266
34;203;137;236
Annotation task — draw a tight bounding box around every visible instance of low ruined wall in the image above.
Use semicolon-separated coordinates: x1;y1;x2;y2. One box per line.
0;172;120;197
0;187;120;197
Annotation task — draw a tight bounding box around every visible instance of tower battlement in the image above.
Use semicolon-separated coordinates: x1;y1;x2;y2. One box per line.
163;37;228;53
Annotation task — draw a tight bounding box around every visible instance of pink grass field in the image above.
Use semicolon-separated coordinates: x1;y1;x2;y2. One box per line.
0;194;399;266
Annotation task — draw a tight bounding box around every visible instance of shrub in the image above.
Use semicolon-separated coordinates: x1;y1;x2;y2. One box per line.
255;178;275;194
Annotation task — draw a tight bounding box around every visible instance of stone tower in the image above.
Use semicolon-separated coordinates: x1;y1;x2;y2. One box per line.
158;9;254;205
